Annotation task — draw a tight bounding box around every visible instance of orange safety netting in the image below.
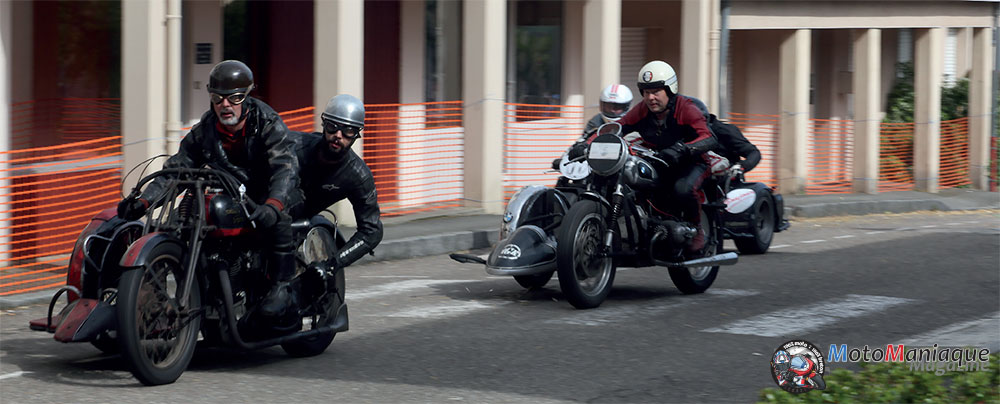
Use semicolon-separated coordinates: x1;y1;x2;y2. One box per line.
806;118;854;194
992;136;999;192
939;117;971;189
502;103;585;199
879;121;916;192
727;113;780;190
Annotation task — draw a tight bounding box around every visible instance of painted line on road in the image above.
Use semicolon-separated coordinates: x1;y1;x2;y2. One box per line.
946;222;962;226
770;244;791;249
898;312;1000;351
834;235;855;239
866;231;884;235
544;289;759;326
348;279;474;301
702;294;916;337
381;300;509;319
358;275;431;279
0;371;29;380
896;227;915;231
801;239;825;244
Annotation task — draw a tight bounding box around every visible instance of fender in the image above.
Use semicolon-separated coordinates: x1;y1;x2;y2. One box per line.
578;191;611;210
120;232;184;268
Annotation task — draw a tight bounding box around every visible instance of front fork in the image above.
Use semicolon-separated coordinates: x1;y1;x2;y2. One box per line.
604;183;624;249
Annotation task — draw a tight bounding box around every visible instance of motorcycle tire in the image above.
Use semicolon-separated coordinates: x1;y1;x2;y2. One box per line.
90;331;118;354
811;374;826;390
514;271;554;289
116;242;201;386
668;209;720;294
734;191;775;255
555;200;616;309
281;264;345;357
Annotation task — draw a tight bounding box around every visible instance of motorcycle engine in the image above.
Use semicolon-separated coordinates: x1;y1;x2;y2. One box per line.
650;220;696;260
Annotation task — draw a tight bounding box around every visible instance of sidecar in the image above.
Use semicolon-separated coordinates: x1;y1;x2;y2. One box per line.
719;179;790;254
451;184;582;289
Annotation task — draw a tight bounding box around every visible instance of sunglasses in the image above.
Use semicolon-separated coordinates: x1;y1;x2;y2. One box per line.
210;92;248;105
323;121;362;139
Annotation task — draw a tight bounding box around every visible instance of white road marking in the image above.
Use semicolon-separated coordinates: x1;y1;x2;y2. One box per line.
358;275;430;279
348;279;474;301
946;222;962;226
771;244;791;249
702;294;916;337
381;301;508;319
801;240;825;244
545;289;759;326
0;371;29;380
920;225;937;228
866;231;884;235
834;235;855;239
898;312;1000;351
896;227;915;231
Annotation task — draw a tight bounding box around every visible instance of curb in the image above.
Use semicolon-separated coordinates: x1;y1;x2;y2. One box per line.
786;199;997;218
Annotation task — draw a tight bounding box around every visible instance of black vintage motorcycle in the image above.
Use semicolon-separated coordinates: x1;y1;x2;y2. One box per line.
30;166;348;385
554;122;738;309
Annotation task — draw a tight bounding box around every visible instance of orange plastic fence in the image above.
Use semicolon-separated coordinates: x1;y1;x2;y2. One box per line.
939;117;971;189
879;121;916;192
0;135;123;296
806;118;854;194
727;113;780;189
993;136;999;192
502;103;585;198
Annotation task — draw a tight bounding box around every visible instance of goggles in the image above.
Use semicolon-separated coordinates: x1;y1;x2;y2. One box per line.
210;92;248;105
323;121;362;139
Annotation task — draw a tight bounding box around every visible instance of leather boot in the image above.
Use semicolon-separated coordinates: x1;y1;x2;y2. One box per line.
259;251;300;320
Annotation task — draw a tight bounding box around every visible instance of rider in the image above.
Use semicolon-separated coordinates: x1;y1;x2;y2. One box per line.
563;84;633;168
290;94;383;271
117;60;302;320
685;97;762;175
617;60;719;254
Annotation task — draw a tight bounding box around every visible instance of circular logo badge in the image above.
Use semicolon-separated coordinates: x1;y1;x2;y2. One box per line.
641;71;654;82
770;340;827;394
498;244;521;260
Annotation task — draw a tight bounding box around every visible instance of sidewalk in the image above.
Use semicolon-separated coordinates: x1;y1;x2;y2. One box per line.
2;190;997;309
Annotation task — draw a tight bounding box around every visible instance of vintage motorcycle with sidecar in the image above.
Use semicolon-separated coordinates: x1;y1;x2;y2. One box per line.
452;122;740;309
29;166;348;385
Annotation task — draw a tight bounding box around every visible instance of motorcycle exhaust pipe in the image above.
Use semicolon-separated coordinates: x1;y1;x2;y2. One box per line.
664;252;739;268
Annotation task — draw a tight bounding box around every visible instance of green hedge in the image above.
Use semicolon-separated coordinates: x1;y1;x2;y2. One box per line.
758;353;999;403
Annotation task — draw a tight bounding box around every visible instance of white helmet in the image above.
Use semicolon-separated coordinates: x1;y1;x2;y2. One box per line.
599;84;633;122
637;60;678;95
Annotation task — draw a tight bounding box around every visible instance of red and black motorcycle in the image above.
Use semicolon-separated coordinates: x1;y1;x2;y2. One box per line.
30;166;348;385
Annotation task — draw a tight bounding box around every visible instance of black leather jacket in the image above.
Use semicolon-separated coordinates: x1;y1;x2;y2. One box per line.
292;132;383;267
140;97;299;210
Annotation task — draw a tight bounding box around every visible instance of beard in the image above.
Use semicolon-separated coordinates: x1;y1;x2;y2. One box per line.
219;112;240;126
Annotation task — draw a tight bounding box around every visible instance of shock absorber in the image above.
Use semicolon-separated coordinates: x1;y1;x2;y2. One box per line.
605;183;624;248
178;190;194;221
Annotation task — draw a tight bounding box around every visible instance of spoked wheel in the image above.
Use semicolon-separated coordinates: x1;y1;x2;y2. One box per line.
280;266;344;357
116;242;201;386
556;200;616;309
514;271;554;289
668;209;720;294
734;192;775;254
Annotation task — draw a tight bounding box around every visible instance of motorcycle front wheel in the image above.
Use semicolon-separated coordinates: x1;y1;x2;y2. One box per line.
116;242;201;386
556;200;616;309
668;208;720;294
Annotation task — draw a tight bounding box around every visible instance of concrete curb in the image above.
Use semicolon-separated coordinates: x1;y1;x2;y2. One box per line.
355;228;498;265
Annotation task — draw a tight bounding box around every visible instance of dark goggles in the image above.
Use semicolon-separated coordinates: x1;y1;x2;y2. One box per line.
323;121;362;139
210;92;248;105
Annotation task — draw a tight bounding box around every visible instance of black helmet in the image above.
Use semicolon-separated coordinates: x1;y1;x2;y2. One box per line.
208;60;255;95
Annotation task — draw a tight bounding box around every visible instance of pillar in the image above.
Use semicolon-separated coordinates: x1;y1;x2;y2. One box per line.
969;27;995;190
582;0;620;119
0;0;11;262
853;29;881;194
462;0;506;214
778;29;811;194
681;0;714;104
913;28;944;193
122;0;168;194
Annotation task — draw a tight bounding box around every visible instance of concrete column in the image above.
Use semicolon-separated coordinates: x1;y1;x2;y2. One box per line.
582;0;620;119
852;29;881;194
122;0;168;194
399;0;425;104
913;28;944;193
562;0;584;109
778;29;811;194
182;0;221;126
681;0;714;103
315;0;364;226
462;0;506;214
969;27;994;190
0;0;11;262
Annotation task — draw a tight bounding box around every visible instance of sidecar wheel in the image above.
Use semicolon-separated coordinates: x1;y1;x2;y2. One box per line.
514;271;554;289
90;331;118;354
281;264;345;357
556;200;616;309
734;192;775;254
669;210;720;294
117;242;201;386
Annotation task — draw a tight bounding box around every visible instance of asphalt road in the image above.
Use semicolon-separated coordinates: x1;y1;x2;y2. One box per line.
1;210;998;403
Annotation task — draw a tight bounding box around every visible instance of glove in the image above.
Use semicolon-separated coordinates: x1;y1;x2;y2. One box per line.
117;197;148;221
657;142;689;166
567;142;588;160
249;203;280;229
727;163;744;176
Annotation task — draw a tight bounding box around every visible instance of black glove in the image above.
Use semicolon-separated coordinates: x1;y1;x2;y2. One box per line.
117;197;148;221
567;142;588;160
249;203;280;229
657;142;689;166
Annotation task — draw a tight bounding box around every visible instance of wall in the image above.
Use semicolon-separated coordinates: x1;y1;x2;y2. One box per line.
183;0;221;125
729;30;782;116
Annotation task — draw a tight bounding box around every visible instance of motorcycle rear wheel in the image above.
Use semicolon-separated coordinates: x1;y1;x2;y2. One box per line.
281;264;345;357
556;200;616;309
514;271;554;289
116;242;201;386
668;209;720;294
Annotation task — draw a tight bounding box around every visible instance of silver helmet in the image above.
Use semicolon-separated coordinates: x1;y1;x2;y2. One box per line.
321;94;365;130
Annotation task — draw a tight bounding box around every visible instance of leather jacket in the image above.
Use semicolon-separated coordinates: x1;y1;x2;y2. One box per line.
292;132;383;268
140;97;299;211
617;94;719;159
